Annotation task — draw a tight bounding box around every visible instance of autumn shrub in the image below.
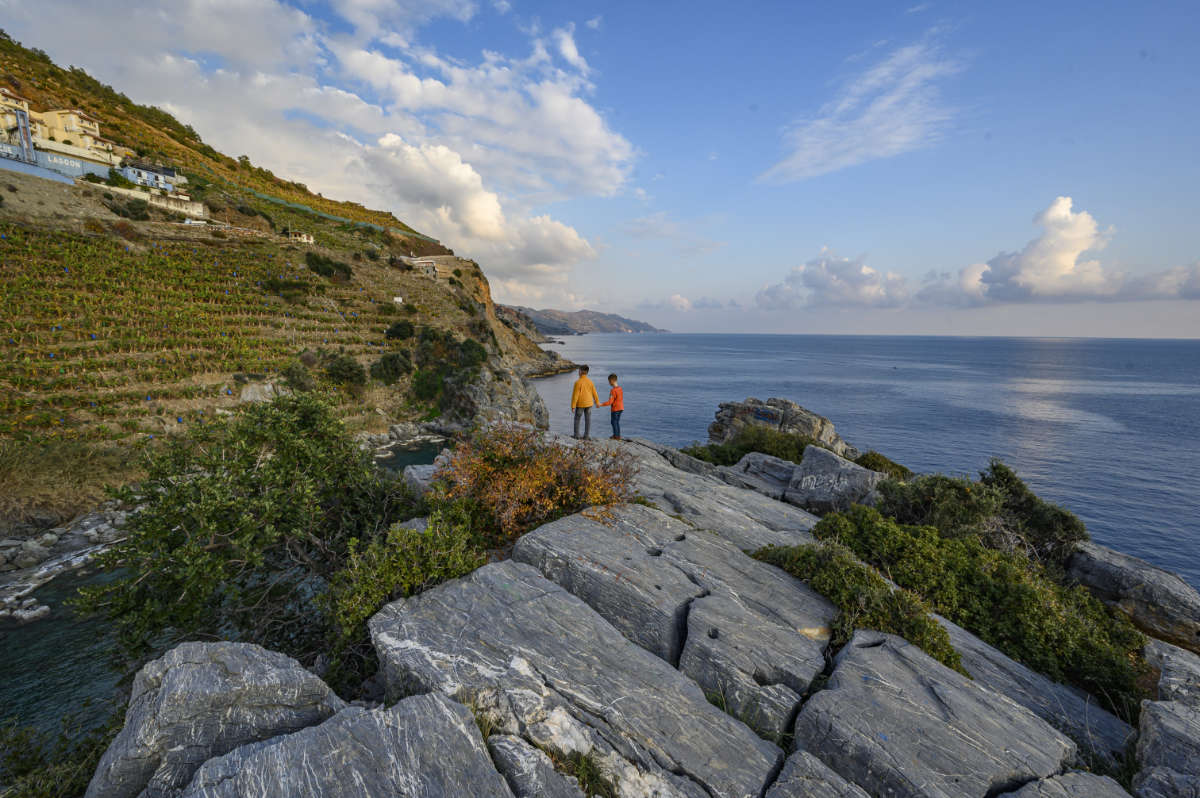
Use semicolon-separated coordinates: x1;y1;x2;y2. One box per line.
437;423;636;546
754;541;962;671
812;505;1148;719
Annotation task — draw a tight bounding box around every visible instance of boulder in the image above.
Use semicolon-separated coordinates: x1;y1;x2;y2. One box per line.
997;772;1132;797
938;616;1134;765
369;560;783;798
442;367;549;430
179;694;513;798
238;382;288;403
1067;542;1200;654
1137;701;1200;780
402;464;437;497
388;421;423;441
396;516;430;533
782;446;883;514
1133;767;1200;798
86;641;346;798
12;541;50;569
793;631;1077;798
707;397;859;459
1145;639;1200;708
513;504;834;738
487;735;586;798
618;438;820;551
719;451;797;500
764;751;870;798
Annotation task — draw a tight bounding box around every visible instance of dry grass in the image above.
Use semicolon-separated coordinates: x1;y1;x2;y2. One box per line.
0;437;138;530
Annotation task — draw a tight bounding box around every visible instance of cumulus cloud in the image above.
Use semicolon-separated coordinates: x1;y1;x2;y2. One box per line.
759;36;961;182
0;0;629;303
757;251;910;309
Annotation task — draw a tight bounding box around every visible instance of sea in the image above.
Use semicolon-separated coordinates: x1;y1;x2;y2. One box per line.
533;334;1200;590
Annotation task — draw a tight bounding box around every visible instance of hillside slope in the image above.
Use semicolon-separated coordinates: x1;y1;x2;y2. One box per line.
505;305;667;335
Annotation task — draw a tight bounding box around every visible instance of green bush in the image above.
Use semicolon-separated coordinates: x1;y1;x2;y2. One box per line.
305;251;352;282
979;460;1089;565
410;368;443;401
683;426;825;466
325;354;366;387
75;395;418;678
811;505;1148;719
281;360;315;392
854;450;912;480
370;352;411;385
0;703;125;798
754;541;962;671
385;320;415;340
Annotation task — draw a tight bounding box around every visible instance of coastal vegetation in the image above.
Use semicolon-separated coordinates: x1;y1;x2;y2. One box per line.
682;425;912;479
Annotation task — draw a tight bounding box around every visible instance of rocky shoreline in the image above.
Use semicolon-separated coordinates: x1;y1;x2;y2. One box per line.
72;407;1200;798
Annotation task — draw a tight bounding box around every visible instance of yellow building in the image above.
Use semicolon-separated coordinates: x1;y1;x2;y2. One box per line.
0;87;32;145
24;107;129;166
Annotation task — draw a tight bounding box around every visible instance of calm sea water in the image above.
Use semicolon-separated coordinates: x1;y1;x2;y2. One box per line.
534;334;1200;589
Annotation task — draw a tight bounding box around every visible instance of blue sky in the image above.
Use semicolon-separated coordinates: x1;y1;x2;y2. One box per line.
3;0;1198;335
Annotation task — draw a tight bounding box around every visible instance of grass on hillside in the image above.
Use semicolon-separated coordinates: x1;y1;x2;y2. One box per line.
0;438;135;529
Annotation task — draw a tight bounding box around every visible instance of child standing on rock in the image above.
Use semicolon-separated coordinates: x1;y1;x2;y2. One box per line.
600;373;624;440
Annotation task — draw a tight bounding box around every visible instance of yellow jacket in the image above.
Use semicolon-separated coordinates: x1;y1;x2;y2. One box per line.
571;376;600;410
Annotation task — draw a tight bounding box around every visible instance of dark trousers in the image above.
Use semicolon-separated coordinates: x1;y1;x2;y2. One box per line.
573;407;592;438
610;410;623;438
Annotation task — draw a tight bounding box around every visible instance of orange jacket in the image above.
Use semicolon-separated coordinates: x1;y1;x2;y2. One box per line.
570;375;600;409
600;385;624;412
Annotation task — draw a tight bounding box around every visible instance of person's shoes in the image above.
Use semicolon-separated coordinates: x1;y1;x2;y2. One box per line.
610;435;621;440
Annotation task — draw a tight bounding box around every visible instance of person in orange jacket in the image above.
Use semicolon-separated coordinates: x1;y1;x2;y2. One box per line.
599;372;624;440
570;365;600;439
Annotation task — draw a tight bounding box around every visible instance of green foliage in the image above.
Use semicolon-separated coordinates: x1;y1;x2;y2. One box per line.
0;703;125;798
812;505;1148;719
559;751;618;798
281;359;315;392
410;368;443;401
683;426;824;466
74;395;418;672
105;167;135;189
854;450;913;480
305;251;352;282
754;541;963;671
369;352;412;385
0;437;134;530
979;460;1089;565
325;354;366;387
104;196;150;221
262;277;310;303
409;327;488;408
385;320;415;340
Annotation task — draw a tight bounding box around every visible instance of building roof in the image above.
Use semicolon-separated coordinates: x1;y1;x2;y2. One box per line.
0;87;31;105
46;108;101;123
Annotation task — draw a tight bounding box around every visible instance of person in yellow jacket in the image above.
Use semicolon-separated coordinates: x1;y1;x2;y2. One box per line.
570;365;600;439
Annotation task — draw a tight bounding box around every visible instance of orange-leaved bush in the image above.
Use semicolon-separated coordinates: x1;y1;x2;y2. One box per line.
437;424;636;546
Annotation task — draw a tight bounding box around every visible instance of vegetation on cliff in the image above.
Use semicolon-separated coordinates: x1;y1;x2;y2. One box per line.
683;425;912;479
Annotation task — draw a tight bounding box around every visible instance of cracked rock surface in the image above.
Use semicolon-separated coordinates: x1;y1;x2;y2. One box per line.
763;751;870;798
1144;639;1200;709
1136;700;1200;786
793;631;1077;798
369;559;783;798
86;642;346;798
781;446;883;515
487;735;586;798
513;504;833;738
178;693;513;798
997;772;1132;797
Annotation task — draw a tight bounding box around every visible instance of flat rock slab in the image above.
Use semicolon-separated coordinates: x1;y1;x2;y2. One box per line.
369;560;783;798
513;504;834;738
764;751;870;798
938;615;1133;765
1067;542;1200;654
782;446;882;515
179;694;513;798
488;735;586;798
793;631;1077;798
719;452;797;500
1137;701;1200;778
618;438;820;551
1133;767;1200;798
998;772;1132;797
1145;639;1200;709
87;641;345;798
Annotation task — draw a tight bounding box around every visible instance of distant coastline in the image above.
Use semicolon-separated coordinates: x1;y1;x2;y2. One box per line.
499;305;667;337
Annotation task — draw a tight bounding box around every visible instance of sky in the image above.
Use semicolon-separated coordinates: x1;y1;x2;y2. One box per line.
2;0;1199;336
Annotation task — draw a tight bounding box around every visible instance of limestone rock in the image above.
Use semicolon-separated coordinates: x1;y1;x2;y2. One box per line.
369;560;783;798
397;516;430;533
707;397;859;459
441;366;549;430
402;464;437;497
1145;639;1200;709
179;694;513;798
938;615;1134;765
1067;542;1200;654
388;421;423;441
782;446;883;514
86;641;346;798
238;382;288;403
720;451;797;500
998;772;1132;797
12;541;50;569
793;631;1077;798
488;735;586;798
513;504;834;738
764;751;870;798
1133;767;1200;798
1137;701;1200;780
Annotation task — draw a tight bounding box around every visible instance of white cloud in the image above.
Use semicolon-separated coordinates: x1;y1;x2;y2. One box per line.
552;23;590;75
906;2;933;13
759;36;961;182
585;16;602;30
757;250;911;309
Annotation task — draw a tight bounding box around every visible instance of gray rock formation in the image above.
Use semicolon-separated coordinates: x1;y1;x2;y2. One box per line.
937;616;1134;765
707;397;859;459
179;694;513;798
238;382;289;403
1145;639;1200;708
764;751;870;798
402;464;437;496
793;631;1077;798
512;504;834;738
442;365;549;430
369;559;783;798
618;437;820;551
1133;767;1200;798
998;772;1132;797
782;446;883;514
1067;542;1200;654
487;735;586;798
720;452;795;500
1137;701;1200;784
86;642;346;798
